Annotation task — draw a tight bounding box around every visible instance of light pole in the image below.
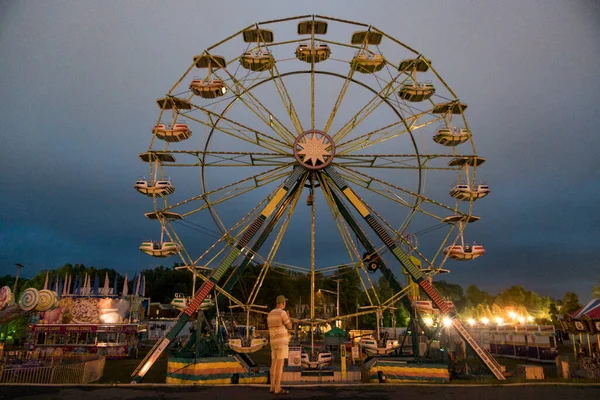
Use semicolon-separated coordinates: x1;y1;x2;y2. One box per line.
13;264;24;293
334;279;342;321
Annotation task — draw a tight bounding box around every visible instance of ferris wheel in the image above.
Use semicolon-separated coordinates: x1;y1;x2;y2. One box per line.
134;15;490;361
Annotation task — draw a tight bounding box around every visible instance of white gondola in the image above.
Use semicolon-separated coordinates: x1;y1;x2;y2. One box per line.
170;293;213;311
189;78;227;99
449;184;490;201
359;338;400;356
139;241;180;257
295;43;330;63
443;243;485;261
134;178;175;197
301;351;333;369
227;337;268;354
152;122;191;143
433;126;471;146
399;81;435;102
350;52;385;74
240;50;274;72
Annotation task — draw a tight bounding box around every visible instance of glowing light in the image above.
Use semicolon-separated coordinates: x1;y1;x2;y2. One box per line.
99;311;119;324
443;317;453;327
495;317;504;325
518;316;525;324
481;317;490;325
527;316;534;322
467;318;476;326
508;311;517;320
424;317;434;327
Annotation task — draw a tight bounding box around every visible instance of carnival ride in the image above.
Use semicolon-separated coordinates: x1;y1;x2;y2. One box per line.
131;15;502;382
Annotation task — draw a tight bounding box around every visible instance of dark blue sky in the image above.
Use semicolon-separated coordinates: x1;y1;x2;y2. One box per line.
1;1;599;301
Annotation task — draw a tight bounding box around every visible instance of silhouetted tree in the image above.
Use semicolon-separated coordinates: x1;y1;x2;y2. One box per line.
593;279;600;299
561;292;582;316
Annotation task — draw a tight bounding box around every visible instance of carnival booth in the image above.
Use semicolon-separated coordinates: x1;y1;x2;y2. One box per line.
27;272;149;359
560;299;600;358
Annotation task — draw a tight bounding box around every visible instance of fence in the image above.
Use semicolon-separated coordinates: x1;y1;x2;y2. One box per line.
571;358;600;380
556;355;600;380
1;349;99;367
0;354;105;384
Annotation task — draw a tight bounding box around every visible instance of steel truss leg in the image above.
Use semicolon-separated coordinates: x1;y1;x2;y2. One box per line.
326;182;422;358
202;179;304;340
323;165;505;380
131;167;307;382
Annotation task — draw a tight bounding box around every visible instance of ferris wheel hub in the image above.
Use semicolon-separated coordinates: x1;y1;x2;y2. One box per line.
293;130;336;170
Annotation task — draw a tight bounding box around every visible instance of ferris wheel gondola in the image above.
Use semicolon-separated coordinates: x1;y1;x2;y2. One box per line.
349;30;385;74
190;55;228;99
139;224;181;258
449;183;490;201
134;177;175;197
240;28;275;72
152;121;191;143
442;215;485;261
433;126;471;146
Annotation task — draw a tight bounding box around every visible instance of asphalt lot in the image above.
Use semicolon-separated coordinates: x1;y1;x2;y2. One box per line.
2;384;600;400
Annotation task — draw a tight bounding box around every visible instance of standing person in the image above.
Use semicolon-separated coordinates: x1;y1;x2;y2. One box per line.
268;295;292;395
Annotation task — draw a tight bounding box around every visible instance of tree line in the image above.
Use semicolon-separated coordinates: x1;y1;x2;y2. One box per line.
2;263;598;329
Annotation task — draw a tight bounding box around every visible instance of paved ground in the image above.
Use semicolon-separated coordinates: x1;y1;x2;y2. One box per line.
2;384;600;400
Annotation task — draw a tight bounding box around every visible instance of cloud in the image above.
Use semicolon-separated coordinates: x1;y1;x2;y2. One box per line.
1;1;599;303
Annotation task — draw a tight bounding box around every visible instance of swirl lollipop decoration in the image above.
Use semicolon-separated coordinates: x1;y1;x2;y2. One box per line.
35;289;56;312
19;288;40;312
0;286;13;310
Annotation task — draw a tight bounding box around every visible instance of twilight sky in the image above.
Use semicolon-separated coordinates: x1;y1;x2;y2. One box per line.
1;0;599;301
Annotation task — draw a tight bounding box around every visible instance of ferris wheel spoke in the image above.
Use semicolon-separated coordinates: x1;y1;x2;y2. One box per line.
322;178;440;319
322;33;373;134
156;220;250;308
246;181;304;305
245;30;305;136
217;168;307;307
149;151;296;168
309;16;317;131
160;165;292;217
231;27;305;136
268;65;304;136
335;110;441;155
209;60;297;145
318;173;382;307
331;71;408;143
360;202;436;271
336;166;468;219
185;104;292;154
190;184;285;267
334;153;469;171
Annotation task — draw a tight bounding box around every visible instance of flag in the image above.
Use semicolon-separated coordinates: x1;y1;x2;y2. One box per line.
93;274;99;296
122;273;128;297
113;273;118;296
141;274;146;297
135;273;141;296
103;272;109;295
43;272;49;290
